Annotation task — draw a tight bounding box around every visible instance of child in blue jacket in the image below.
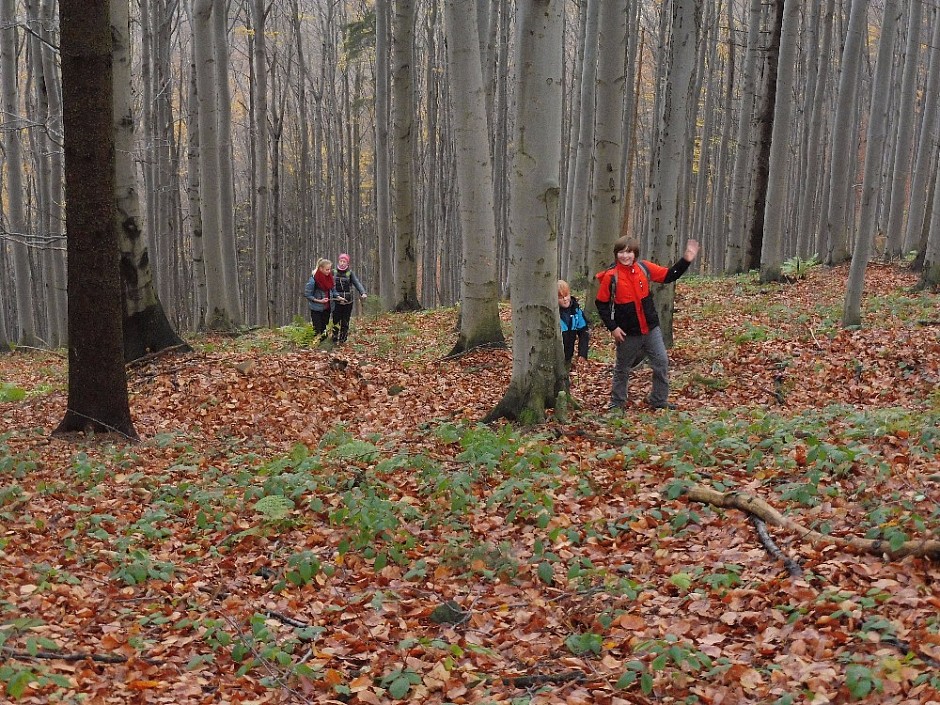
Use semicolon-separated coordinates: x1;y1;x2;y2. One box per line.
558;279;589;370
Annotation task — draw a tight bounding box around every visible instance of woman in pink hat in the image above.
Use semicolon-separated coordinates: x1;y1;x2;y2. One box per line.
330;253;367;344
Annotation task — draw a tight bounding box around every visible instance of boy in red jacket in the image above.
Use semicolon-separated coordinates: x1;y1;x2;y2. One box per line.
595;237;699;410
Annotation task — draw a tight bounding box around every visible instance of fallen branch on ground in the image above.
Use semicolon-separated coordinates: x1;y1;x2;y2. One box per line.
126;343;192;369
682;485;940;560
749;515;803;577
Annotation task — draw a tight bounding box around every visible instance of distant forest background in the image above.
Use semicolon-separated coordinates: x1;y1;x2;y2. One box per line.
1;0;938;346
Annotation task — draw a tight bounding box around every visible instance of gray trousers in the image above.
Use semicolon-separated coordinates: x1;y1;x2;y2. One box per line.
611;326;670;408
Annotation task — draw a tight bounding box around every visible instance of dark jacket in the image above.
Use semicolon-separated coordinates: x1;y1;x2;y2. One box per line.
594;257;690;336
332;269;366;305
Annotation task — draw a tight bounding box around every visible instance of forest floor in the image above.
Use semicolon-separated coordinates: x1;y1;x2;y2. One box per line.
1;263;939;705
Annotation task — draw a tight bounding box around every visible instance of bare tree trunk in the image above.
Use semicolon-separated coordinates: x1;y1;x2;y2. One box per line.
691;1;719;262
28;0;64;347
559;0;587;279
843;0;901;326
186;41;207;324
374;0;394;309
111;0;188;361
586;0;627;292
493;0;511;297
710;1;735;272
443;0;504;356
191;0;233;329
391;0;421;310
647;0;701;347
883;0;923;259
920;158;940;289
55;0;136;440
618;1;642;239
800;0;836;259
824;0;868;265
903;12;940;257
760;0;799;282
746;0;783;272
250;0;271;325
487;0;567;424
725;0;761;274
563;0;600;282
2;0;40;347
213;0;242;324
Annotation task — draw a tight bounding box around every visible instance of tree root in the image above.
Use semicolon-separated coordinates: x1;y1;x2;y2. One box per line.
682;485;940;560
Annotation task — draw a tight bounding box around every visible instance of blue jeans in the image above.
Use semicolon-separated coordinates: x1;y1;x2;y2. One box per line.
611;326;670;408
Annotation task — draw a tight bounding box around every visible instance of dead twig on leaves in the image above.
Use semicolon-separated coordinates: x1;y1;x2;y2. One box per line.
880;635;940;669
748;515;803;577
218;611;313;703
1;645;163;666
502;670;586;688
125;343;192;369
807;325;823;350
682;485;940;560
266;609;312;630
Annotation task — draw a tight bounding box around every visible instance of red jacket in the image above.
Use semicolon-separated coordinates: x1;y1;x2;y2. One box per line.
594;257;690;335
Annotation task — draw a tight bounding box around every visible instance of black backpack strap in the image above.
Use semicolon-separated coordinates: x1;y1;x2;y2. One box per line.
606;265;617;321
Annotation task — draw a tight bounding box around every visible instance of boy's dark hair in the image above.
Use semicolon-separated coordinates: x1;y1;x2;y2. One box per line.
613;237;640;259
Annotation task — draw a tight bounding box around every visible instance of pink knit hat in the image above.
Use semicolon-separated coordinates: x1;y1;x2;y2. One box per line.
337;253;350;271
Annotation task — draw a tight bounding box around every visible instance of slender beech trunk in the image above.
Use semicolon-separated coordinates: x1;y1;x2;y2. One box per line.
374;0;394;308
801;0;836;259
192;0;232;329
212;0;242;324
903;13;940;257
746;0;783;272
725;0;761;273
391;0;421;310
843;0;901;326
112;0;188;360
443;0;504;356
760;0;799;282
586;0;628;293
2;0;40;346
647;0;701;347
883;0;922;259
564;0;600;282
824;0;868;265
251;0;271;325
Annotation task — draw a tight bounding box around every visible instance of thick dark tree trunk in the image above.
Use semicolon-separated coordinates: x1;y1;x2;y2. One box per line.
122;304;190;362
54;0;137;440
745;0;783;271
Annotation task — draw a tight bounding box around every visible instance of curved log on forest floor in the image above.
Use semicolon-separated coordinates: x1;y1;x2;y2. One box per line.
682;485;940;561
